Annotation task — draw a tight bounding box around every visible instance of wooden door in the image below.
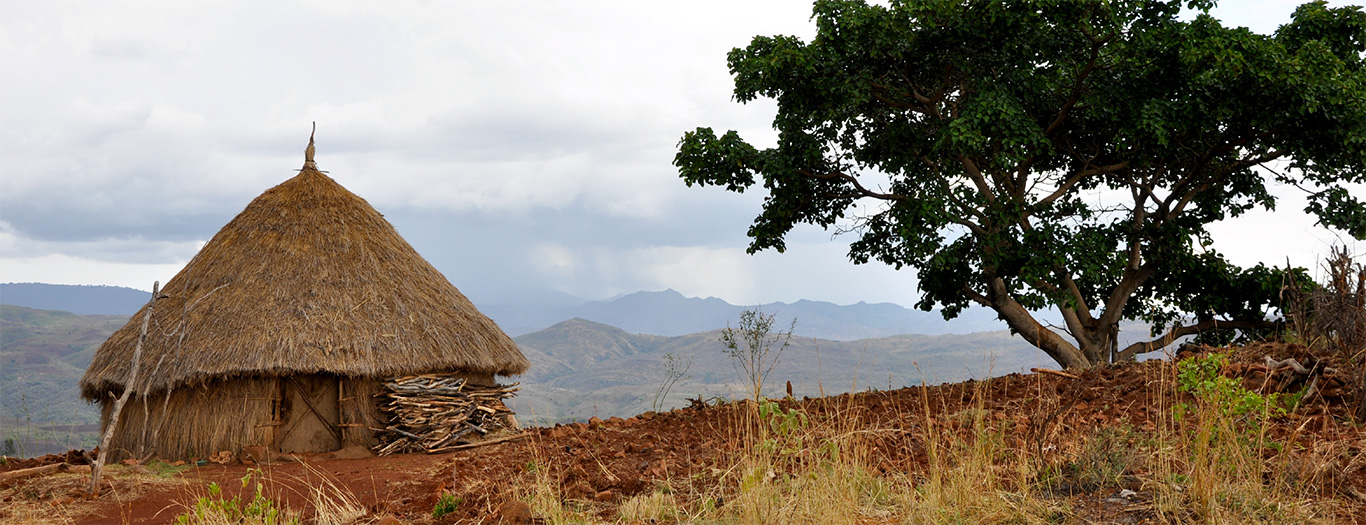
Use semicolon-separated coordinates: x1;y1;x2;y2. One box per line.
275;375;342;453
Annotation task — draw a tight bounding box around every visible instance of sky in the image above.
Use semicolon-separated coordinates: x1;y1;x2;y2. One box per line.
1;0;1359;308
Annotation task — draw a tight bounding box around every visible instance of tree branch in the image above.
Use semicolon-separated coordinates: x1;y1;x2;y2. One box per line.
1116;318;1273;361
1034;161;1129;208
1097;261;1159;329
986;277;1090;368
798;169;905;201
955;155;998;204
90;281;163;496
1043;33;1106;138
962;285;991;307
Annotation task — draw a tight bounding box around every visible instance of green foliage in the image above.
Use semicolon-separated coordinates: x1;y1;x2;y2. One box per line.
432;492;461;518
677;0;1366;368
756;399;809;455
1175;352;1289;422
145;459;193;479
758;399;808;437
176;469;297;525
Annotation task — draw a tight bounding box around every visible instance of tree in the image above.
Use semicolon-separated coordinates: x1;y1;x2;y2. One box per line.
676;0;1366;369
720;308;796;401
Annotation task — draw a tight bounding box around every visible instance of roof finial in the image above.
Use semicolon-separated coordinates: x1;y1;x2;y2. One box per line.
303;121;317;170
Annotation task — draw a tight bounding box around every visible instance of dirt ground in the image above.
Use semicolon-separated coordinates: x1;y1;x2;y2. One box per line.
3;342;1363;524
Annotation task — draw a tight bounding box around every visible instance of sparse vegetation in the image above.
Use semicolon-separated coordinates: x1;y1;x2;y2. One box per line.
4;341;1361;523
720;308;795;401
176;469;298;525
651;352;693;413
506;346;1359;524
432;492;461;518
8;264;1365;523
1283;244;1366;420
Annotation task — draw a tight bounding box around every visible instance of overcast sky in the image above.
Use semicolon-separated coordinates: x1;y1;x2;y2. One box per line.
1;0;1358;307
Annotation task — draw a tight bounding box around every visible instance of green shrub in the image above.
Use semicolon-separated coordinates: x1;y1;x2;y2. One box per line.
1175;352;1289;422
176;469;297;525
432;492;461;518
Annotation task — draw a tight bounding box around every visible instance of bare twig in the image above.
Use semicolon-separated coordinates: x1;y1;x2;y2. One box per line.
1031;368;1082;380
89;281;162;496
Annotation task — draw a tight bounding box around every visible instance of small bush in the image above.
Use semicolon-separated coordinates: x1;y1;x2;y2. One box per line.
1175;352;1288;423
720;308;795;402
176;469;298;525
432;492;461;518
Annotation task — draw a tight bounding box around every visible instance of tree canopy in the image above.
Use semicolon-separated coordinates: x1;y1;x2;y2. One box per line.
675;0;1366;369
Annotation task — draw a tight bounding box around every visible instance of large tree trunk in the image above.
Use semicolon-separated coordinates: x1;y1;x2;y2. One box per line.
987;278;1091;369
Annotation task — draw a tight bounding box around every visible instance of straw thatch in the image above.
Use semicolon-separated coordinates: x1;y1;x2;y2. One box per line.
80;151;528;401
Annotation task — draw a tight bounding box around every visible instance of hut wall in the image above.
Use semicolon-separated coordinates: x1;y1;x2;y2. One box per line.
339;378;384;449
98;377;275;462
97;370;496;460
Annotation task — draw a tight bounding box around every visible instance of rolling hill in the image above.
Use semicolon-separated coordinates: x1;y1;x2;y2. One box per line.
509;318;1054;424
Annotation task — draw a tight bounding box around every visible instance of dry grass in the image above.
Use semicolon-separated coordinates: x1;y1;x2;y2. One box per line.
714;397;897;523
897;384;1062;524
509;354;1359;524
1148;352;1340;524
296;464;369;525
0;465;187;525
170;463;374;525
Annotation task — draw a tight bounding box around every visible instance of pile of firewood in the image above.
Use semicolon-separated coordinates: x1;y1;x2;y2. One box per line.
372;374;519;456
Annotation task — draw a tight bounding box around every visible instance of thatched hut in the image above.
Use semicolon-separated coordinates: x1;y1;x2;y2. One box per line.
79;138;528;461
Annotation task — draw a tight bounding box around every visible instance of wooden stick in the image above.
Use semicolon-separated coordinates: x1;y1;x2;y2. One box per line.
1264;356;1311;375
425;432;530;454
89;281;160;496
1031;367;1081;380
0;463;70;489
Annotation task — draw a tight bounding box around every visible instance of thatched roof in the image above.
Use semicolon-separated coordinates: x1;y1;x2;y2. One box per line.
80;144;528;400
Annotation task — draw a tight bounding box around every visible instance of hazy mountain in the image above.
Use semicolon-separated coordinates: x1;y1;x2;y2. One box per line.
2;283;1007;340
0;283;150;316
509;317;1054;425
484;288;1007;339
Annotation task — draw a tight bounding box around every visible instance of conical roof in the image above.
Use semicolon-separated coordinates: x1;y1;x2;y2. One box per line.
80;143;528;399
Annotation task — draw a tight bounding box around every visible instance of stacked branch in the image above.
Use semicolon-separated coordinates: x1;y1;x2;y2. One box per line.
1226;355;1354;408
372;374;519;456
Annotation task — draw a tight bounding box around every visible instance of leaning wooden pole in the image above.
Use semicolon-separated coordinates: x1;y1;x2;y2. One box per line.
88;281;160;496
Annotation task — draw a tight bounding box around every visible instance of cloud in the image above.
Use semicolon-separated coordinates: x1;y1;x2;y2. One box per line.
0;253;185;291
1;0;1354;310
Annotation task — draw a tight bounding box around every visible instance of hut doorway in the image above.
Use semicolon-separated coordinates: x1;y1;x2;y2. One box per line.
276;375;342;453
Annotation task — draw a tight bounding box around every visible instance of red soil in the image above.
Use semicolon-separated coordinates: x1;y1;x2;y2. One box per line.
3;342;1362;524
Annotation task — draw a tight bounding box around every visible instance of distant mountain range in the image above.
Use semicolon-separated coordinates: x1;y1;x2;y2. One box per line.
490;288;1006;339
0;283;151;316
3;283;1006;340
